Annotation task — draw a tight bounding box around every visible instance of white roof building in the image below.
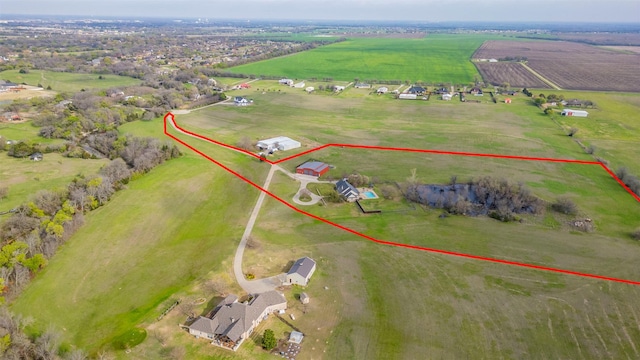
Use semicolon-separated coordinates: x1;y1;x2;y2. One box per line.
256;136;301;152
561;109;589;117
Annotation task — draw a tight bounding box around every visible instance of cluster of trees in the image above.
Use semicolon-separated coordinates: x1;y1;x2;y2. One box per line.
498;56;528;62
1;138;179;297
616;167;640;197
404;176;545;221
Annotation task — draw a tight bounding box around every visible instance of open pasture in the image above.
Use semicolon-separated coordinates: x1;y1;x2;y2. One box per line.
0;153;109;212
0;70;141;93
473;40;640;92
227;35;488;83
249;176;640;359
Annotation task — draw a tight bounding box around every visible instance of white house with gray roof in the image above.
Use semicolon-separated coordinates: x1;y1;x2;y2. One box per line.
285;257;316;286
188;291;287;351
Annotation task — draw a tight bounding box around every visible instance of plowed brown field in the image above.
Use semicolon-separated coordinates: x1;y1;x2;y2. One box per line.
473;40;640;92
475;62;550;88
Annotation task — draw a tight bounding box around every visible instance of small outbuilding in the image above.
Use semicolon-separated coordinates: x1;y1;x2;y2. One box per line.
305;86;314;93
289;331;304;344
398;93;417;100
296;161;329;177
376;87;388;94
442;93;453;101
299;292;310;304
279;79;294;86
561;109;588;117
504;98;512;104
286;257;316;286
30;152;43;161
256;136;301;152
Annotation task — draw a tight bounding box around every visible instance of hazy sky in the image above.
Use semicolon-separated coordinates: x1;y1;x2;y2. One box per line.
2;0;639;23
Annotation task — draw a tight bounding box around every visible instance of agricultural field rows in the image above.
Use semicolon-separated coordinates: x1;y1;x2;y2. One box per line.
475;62;550;88
473;40;640;92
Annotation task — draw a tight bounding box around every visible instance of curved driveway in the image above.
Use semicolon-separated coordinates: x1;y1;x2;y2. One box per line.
167;115;331;294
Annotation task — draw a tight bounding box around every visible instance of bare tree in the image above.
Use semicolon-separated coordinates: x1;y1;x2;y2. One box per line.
236;136;253;151
100;158;131;184
177;297;196;317
203;279;226;297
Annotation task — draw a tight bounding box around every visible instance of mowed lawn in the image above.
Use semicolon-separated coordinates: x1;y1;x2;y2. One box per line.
11;124;270;352
227;34;489;83
0;69;140;93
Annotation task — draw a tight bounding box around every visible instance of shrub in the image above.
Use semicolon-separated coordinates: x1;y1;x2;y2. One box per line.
568;127;579;137
262;329;276;350
632;228;640;241
552;197;578;215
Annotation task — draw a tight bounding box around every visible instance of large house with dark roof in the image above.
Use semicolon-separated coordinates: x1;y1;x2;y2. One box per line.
336;178;359;202
188;291;287;351
285;257;317;286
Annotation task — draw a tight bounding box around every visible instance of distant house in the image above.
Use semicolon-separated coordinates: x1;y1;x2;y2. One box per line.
234;96;252;106
354;83;371;89
469;87;483;96
256;136;301;152
434;87;449;95
239;83;251;89
442;93;453;101
561;109;588;117
188;291;287;351
565;99;583;107
407;86;426;95
285;257;317;286
296;161;329;177
30;152;43;161
333;85;345;92
279;79;293;86
336;178;359;202
376;87;388;94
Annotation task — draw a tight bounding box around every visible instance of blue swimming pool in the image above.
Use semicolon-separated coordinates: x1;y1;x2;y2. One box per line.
363;191;376;199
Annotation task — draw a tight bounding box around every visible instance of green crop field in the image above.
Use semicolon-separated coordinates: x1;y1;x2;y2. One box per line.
227;34;493;83
0;70;141;93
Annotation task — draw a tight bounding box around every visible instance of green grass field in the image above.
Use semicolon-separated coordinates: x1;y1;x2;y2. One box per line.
7;46;640;359
0;152;109;212
227;35;491;83
0;70;140;93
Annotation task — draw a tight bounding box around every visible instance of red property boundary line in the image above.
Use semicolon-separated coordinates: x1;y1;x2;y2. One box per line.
164;113;640;286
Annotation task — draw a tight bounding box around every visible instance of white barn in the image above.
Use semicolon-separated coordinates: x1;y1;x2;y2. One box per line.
256;136;301;152
561;109;589;117
285;257;316;286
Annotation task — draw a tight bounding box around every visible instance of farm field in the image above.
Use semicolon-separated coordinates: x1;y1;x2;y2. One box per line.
227;34;492;83
473;40;640;92
9;80;640;358
0;70;141;93
475;62;550;88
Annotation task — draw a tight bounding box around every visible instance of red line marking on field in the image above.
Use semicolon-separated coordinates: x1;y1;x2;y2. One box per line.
164;112;640;285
